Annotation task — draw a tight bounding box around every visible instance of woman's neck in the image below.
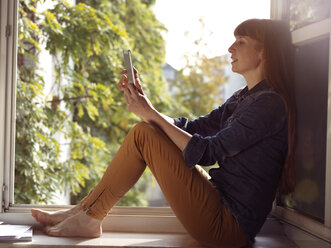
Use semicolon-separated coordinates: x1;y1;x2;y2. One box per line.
243;68;265;90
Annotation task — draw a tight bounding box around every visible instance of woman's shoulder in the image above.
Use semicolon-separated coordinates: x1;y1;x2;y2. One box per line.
250;90;286;117
239;87;286;116
227;83;285;113
253;88;284;107
251;87;281;99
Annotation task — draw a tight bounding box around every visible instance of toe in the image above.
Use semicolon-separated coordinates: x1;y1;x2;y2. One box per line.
44;226;52;235
45;227;53;236
31;209;37;217
45;225;62;237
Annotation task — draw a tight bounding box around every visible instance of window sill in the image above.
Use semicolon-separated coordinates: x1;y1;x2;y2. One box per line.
0;231;201;248
0;206;186;234
0;218;329;248
1;206;330;247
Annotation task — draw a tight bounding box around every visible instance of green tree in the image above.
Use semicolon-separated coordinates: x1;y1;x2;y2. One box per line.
15;0;180;206
170;18;228;117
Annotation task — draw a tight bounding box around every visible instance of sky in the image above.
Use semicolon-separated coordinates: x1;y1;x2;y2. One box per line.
153;0;270;69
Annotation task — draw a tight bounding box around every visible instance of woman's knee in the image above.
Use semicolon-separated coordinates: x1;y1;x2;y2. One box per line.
132;121;153;132
132;122;161;139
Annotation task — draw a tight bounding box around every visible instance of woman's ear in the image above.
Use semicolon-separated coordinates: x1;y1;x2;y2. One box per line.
258;46;266;65
256;46;266;73
257;44;265;59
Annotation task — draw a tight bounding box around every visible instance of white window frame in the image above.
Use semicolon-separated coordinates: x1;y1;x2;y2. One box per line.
0;0;18;214
270;0;331;243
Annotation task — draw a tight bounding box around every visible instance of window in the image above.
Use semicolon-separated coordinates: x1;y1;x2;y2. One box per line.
0;0;176;231
12;0;172;208
289;0;331;31
285;37;329;222
271;0;331;242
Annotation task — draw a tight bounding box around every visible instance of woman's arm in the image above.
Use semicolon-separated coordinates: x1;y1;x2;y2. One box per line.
159;113;175;125
146;109;192;151
182;93;287;168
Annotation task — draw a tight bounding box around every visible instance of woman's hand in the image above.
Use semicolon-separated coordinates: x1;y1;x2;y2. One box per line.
117;68;156;122
118;68;192;151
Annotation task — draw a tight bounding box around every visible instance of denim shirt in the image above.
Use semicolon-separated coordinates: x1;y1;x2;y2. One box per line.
174;80;288;244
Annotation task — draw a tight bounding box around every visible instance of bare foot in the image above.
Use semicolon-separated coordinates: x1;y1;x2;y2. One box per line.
44;210;102;238
31;204;82;226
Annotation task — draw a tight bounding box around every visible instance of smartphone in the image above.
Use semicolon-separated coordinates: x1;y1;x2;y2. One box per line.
123;49;135;85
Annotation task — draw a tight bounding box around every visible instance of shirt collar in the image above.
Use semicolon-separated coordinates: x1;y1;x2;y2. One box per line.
239;80;270;99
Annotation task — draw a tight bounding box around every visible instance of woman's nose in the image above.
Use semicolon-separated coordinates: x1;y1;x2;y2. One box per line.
228;43;235;53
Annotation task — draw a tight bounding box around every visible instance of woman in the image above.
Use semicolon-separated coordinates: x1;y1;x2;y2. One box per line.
31;19;296;247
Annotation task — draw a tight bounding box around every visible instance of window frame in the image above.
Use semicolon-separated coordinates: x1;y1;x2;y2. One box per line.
0;0;182;233
1;0;331;240
0;0;18;213
270;0;331;243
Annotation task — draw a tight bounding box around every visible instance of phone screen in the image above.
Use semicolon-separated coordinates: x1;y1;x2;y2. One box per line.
123;49;135;85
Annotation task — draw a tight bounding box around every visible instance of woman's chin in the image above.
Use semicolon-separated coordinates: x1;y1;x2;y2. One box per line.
231;67;239;73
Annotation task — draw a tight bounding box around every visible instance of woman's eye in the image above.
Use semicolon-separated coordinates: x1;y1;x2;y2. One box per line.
234;40;243;47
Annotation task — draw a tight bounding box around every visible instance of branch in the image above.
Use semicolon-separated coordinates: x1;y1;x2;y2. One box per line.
47;94;92;103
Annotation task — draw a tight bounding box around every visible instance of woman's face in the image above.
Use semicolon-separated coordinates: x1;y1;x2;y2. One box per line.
228;35;264;76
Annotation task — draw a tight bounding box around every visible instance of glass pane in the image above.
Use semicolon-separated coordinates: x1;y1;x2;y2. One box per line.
15;0;169;207
290;0;331;31
279;37;329;222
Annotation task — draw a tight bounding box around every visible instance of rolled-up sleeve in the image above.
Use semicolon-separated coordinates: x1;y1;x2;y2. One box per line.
182;94;286;169
173;117;189;130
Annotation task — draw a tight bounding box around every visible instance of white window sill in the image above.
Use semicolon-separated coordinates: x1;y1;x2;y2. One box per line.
0;206;330;247
0;218;329;248
0;231;201;248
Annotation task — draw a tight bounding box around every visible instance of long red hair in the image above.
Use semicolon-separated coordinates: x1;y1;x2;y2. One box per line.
234;19;297;195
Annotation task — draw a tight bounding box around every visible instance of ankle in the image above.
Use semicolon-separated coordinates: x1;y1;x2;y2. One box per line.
79;211;102;227
81;213;102;236
70;204;83;213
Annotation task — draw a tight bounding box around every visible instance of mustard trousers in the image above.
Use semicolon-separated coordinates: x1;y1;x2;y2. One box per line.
80;122;247;248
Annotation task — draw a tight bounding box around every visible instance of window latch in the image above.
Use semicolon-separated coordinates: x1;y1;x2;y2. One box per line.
5;25;11;37
1;184;6;213
1;184;9;212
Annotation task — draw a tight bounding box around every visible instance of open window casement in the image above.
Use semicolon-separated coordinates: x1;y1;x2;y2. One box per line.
0;0;176;222
0;1;181;233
